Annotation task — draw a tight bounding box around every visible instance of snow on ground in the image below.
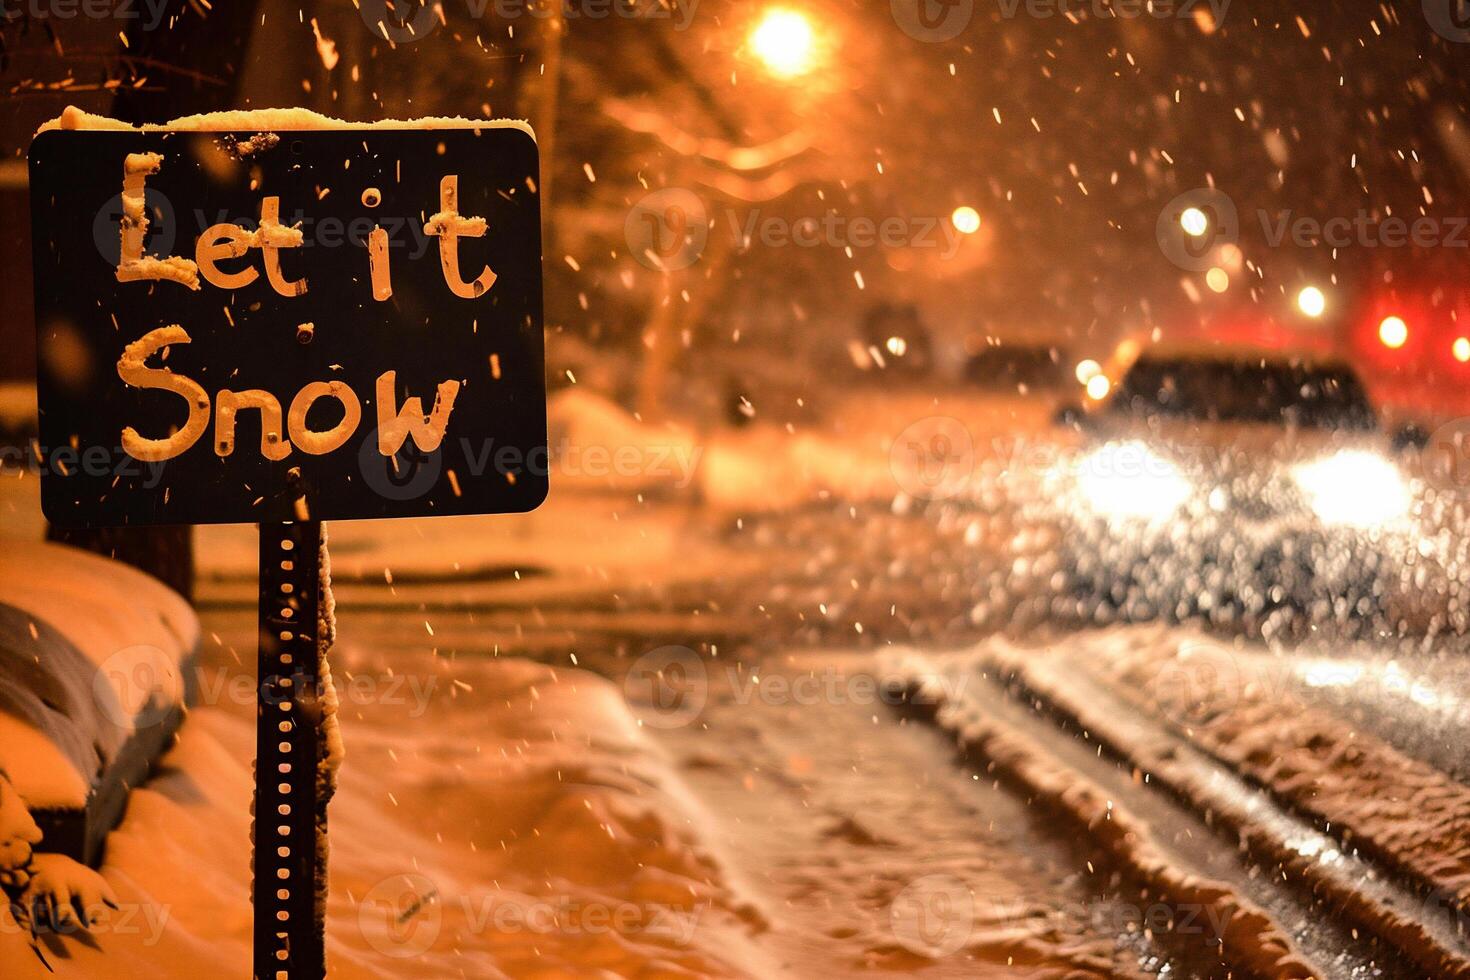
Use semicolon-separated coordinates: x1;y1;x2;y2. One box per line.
0;541;196;809
1063;625;1470;910
637;649;1176;978
4;650;769;978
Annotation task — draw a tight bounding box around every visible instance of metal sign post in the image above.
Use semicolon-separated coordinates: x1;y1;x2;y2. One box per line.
254;520;328;980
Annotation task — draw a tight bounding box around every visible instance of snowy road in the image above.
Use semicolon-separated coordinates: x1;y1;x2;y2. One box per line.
181;482;1466;978
3;450;1468;977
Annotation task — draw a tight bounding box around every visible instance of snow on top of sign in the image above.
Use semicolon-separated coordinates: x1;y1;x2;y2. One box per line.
38;105;535;140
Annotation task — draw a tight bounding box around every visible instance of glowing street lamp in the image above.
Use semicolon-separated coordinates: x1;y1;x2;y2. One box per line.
750;8;817;79
951;206;981;235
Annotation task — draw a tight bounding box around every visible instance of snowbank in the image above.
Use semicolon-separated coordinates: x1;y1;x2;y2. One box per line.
4;658;765;978
0;541;197;810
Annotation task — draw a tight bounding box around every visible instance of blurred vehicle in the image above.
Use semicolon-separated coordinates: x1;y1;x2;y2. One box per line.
1046;347;1416;634
964;342;1069;393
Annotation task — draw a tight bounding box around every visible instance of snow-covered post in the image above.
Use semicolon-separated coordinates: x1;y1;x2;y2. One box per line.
253;520;339;979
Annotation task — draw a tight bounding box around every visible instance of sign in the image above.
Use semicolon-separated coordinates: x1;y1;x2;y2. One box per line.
29;126;547;527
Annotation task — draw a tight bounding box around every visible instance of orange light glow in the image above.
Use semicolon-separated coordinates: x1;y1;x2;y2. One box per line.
1379;315;1408;349
951;206;981;235
1296;286;1326;318
750;9;817;78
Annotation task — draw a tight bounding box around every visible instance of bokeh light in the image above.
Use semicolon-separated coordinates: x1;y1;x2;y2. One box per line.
1379;315;1409;349
1180;207;1209;237
750;8;817;78
1296;286;1326;318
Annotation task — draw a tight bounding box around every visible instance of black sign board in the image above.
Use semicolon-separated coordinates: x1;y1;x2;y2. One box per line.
29;126;547;527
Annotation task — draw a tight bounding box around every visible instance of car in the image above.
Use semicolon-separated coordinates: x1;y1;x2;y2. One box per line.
1044;347;1418;637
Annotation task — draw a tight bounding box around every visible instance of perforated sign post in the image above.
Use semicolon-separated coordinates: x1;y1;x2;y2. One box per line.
30;124;546;978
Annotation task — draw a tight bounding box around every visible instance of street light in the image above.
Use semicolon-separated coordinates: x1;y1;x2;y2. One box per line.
951;206;981;235
750;8;817;78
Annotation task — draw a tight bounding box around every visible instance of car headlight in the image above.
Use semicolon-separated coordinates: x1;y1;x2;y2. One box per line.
1076;440;1191;521
1292;450;1409;528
